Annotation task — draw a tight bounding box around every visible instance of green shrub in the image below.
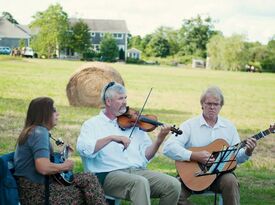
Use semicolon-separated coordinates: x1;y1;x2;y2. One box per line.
82;50;98;61
126;57;145;64
261;56;275;72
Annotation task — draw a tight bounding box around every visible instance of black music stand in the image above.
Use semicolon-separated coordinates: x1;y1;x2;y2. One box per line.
196;145;241;177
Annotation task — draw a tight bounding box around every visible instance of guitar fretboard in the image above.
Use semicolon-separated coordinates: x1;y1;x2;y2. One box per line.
253;129;270;140
239;128;271;148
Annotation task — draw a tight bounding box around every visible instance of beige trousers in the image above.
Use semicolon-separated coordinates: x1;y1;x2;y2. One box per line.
177;172;240;205
103;168;181;205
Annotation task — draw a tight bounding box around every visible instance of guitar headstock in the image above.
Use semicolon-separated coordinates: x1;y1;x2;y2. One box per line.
55;137;64;146
269;124;275;133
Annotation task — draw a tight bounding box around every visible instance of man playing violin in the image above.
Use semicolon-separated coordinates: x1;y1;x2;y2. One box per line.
77;82;181;205
163;86;257;205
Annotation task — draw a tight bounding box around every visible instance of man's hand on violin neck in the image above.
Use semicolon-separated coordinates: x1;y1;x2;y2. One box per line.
111;135;131;149
156;125;172;142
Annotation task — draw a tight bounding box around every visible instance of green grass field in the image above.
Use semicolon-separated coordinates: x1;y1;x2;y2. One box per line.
0;56;274;204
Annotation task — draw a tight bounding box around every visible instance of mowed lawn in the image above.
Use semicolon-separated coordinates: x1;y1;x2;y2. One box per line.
0;57;274;204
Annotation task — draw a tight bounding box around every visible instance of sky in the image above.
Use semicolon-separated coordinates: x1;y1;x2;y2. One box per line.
1;0;275;44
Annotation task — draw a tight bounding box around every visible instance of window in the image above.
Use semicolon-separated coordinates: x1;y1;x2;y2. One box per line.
95;45;100;51
113;33;123;39
90;32;95;37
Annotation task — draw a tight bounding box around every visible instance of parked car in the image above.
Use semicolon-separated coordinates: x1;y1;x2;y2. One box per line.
0;47;11;55
21;47;34;58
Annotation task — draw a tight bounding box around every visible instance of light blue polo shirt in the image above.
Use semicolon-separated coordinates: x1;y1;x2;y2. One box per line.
163;114;249;163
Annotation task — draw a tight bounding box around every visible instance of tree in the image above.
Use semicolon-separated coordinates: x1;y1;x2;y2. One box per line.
128;35;143;51
69;20;91;56
155;27;180;55
2;11;19;24
146;34;170;57
163;28;180;56
261;39;275;72
99;33;118;62
245;42;268;63
30;4;69;58
206;34;224;69
140;34;153;55
207;34;249;71
179;15;218;58
19;39;26;48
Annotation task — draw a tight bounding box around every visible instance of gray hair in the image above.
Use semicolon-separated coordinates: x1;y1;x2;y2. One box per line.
200;86;224;106
101;82;126;105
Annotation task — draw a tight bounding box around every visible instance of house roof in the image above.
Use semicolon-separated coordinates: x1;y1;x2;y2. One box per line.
69;18;129;33
128;48;142;53
18;24;39;36
0;17;31;38
17;25;32;34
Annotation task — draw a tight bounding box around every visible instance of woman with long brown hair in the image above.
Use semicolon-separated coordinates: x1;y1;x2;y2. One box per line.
14;97;106;205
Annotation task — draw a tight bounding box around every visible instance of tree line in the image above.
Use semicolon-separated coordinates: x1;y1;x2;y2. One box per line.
128;16;275;72
2;4;275;72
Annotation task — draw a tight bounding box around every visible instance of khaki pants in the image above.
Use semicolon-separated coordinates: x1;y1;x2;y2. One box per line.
178;173;240;205
103;168;181;205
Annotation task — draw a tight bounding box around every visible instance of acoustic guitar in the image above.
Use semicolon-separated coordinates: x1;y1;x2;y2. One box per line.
176;125;275;192
51;145;74;186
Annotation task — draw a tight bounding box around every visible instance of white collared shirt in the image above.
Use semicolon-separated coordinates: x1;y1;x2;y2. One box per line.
76;111;152;173
163;114;249;163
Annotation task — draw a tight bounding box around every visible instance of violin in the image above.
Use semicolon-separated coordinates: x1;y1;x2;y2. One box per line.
117;107;182;136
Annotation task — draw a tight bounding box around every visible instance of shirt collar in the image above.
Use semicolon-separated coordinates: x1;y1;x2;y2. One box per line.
99;110;117;123
199;114;226;128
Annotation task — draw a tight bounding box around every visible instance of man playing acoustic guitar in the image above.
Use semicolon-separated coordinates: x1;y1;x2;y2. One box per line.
163;86;257;205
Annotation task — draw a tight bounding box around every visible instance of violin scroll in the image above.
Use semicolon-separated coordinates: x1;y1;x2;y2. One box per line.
171;125;183;136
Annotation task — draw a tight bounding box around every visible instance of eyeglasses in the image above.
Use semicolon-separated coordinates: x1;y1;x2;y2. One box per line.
204;102;220;107
103;81;115;102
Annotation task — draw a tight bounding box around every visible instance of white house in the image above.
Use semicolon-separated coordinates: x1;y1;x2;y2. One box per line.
64;18;129;59
0;17;31;48
127;48;141;60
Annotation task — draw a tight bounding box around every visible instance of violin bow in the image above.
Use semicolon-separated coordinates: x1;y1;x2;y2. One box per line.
128;87;153;139
123;88;153;151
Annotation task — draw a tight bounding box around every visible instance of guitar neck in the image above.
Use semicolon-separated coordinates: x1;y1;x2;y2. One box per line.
63;145;70;159
239;128;271;148
253;129;271;140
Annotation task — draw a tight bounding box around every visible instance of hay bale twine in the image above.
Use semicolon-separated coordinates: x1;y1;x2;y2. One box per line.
66;62;124;107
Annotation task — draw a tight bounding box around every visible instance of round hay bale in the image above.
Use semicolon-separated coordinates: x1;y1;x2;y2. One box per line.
66;62;124;107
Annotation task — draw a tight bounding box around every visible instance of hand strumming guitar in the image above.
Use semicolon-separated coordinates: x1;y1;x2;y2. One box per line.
62;159;74;171
190;150;216;165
